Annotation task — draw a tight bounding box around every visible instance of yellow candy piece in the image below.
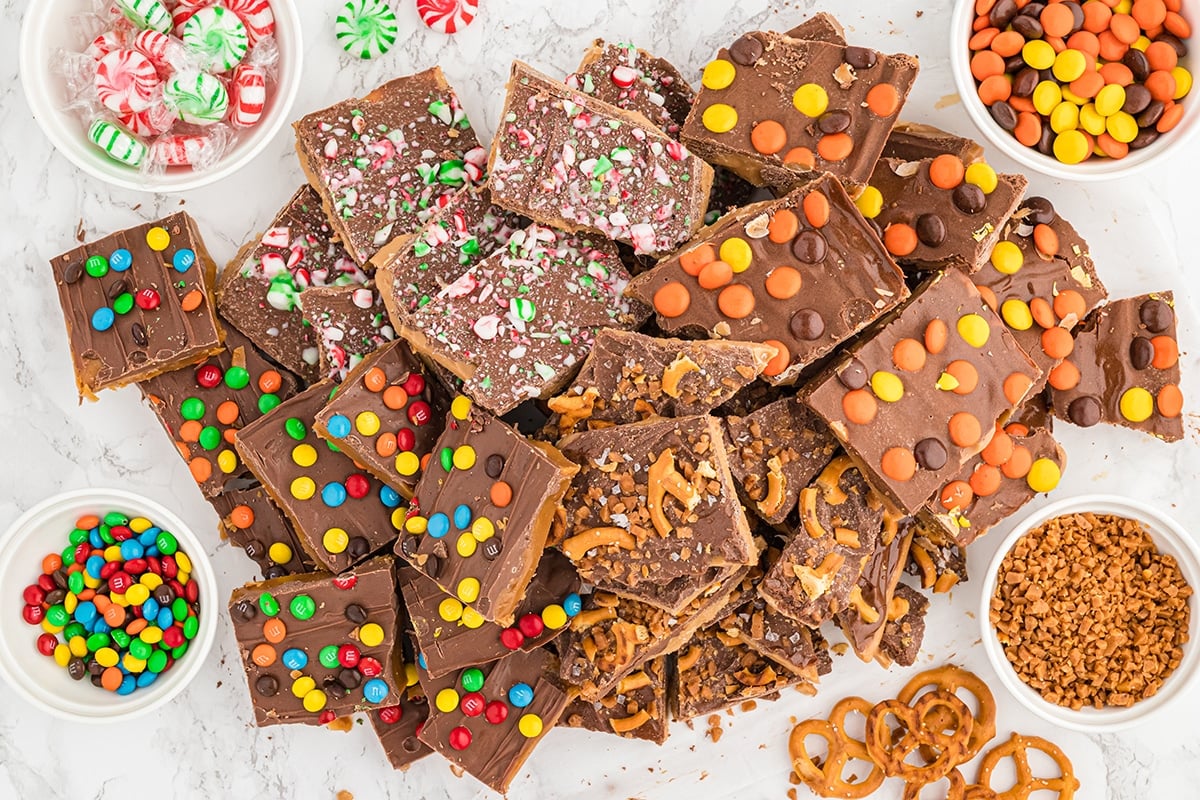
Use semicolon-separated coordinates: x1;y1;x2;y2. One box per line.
439;597;464;622
145;226;170;251
1053;50;1087;83
139;573;163;590
990;240;1024;275
323;527;349;554
123;654;146;673
83;575;101;589
1026;458;1062;493
109;593;127;608
460;606;486;629
1172;66;1192;99
68;635;88;658
1106;111;1138;144
355;411;380;436
870;371;904;403
176;551;192;573
792;83;829;117
1079;103;1107;136
457;577;481;604
1033;80;1063;116
125;584;149;606
542;604;568;629
1120;387;1154;422
1050;102;1079;134
291;443;317;467
395;450;420;476
702;103;738;133
95;647;119;668
1060;86;1088;106
290;476;316;500
1023;40;1056;71
303;689;327;713
719;237;753;273
855;186;883;218
1053;130;1089;165
453;445;476;470
456;532;477;558
450;395;472;420
291;676;316;698
936;372;960;392
391;507;408;530
1132;35;1151;52
1114;0;1132;14
105;545;122;562
64;594;78;613
957;314;991;348
139;626;163;644
518;713;544;738
217;449;238;474
435;688;459;713
268;542;293;564
1001;299;1034;331
1094;84;1126;117
405;663;419;687
964;162;997;194
359;622;384;647
129;517;152;534
53;643;71;667
471;517;495;542
702;59;736;90
41;619;64;634
405;515;427;534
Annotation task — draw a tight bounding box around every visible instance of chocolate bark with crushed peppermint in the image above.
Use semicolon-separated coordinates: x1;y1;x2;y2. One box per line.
312;338;448;498
563;656;669;744
293;67;486;268
626;175;909;385
299;285;395;383
395;399;578;626
567;40;695;138
398;223;647;417
218;185;367;385
488;61;713;256
758;457;884;627
723;396;838;526
1050;291;1184;441
545;329;776;438
234;382;405;573
715;592;833;680
213;483;313;579
49;212;224;400
228;556;401;726
876;583;929;668
554;416;757;614
680;31;919;191
974;197;1108;395
835;516;915;662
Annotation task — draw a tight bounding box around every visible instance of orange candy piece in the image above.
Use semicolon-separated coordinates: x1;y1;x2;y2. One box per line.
970;464;1004;497
698;259;733;290
179;420;203;442
978;75;1012;105
1070;70;1106;100
1068;31;1101;59
103;604;126;628
1012;112;1042;147
947;360;980;395
817;133;854;162
1053;290;1087;322
1098;30;1129;62
101;667;123;692
768;209;799;243
1165;10;1191;38
382;386;408;410
1003;372;1034;404
881;447;917;481
490;481;514;508
252;643;277;667
981;428;1014;467
1041;327;1075;359
884;223;919;257
375;432;398;458
1146;41;1178;72
1157;102;1184;133
940;480;974;511
970;27;1001;50
1082;0;1113;33
189;457;212;483
679;244;715;277
363;367;387;392
717;284;755;319
949;412;982;447
892;338;927;372
762;340;791;377
1158;384;1184;417
1110;13;1141;44
229;504;255;529
1048;360;1082;391
866;84;901;117
263;618;287;644
654;282;692;318
784;147;816;169
1152;335;1179;369
764;266;803;299
216;400;240;426
843;389;878;425
181;289;205;313
1030;297;1056;329
925;319;949;355
803;191;831;228
1133;0;1168;29
1100;62;1134;87
125;618;147;637
751;120;788;155
1146;70;1177;102
1002;445;1034;479
258;370;282;393
929;155;966;189
971;50;1006;81
977;284;999;313
1041;3;1076;37
991;30;1026;57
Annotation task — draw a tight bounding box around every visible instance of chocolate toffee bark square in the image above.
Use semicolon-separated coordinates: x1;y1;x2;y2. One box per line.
299;285;396;382
801;268;1042;514
715;591;833;680
213;484;313;579
922;424;1066;544
723;396;838;526
626;174;909;385
680;30;918;191
876;583;929;668
555;416;757;614
369;687;432;770
395;397;578;626
860;151;1026;274
228;556;401;726
758;456;885;627
217;185;367;385
398;222;647;416
294;67;486;268
312;338;448;497
567;40;695;138
415;648;570;794
545;328;777;438
907;526;969;594
562;656;669;744
234;382;405;572
374;185;525;321
140;326;300;498
973;196;1108;394
49;212;223;399
834;515;915;662
1051;291;1184;441
399;550;580;679
785;12;847;44
488;61;713;256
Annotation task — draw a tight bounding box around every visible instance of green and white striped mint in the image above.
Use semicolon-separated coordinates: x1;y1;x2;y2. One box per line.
182;6;249;73
88;119;147;167
115;0;172;34
163;71;230;126
335;0;399;59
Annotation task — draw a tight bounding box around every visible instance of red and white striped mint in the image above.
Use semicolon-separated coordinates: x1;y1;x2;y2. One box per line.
132;29;172;64
150;134;210;166
94;49;161;114
416;0;479;34
119;104;175;137
230;64;267;127
224;0;275;46
87;31;124;61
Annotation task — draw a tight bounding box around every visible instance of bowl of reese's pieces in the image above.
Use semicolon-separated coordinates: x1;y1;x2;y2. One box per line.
980;493;1200;732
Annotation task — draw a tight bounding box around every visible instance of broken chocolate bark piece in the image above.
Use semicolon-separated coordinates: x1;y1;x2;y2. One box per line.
299;285;395;382
567;40;694;138
881;123;985;163
907;528;968;594
212;483;313;578
563;656;669;744
716;592;833;680
785;12;847;44
369;689;432;770
876;583;929;668
835;516;915;662
49;212;223;399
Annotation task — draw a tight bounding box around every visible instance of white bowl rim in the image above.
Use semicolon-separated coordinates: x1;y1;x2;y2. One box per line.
948;0;1200;181
978;493;1200;733
0;487;218;723
17;0;303;194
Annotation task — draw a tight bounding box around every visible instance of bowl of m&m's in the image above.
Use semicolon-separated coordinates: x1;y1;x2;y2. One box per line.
951;0;1198;180
19;0;303;193
0;488;217;721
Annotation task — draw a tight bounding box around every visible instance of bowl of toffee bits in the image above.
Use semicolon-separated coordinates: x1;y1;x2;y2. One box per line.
980;494;1200;732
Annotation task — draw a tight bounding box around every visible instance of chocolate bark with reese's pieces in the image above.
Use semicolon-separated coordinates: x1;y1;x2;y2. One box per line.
785;12;847;44
554;415;757;614
1050;291;1184;441
399;223;646;417
217;185;367;385
545;328;777;438
415;647;571;794
834;516;915;662
680;31;919;191
212;483;313;578
562;656;670;744
396;399;578;626
876;583;929;668
800;268;1043;514
140;325;301;498
626;174;910;385
723;396;839;526
488;61;713;256
234;382;405;573
398;550;580;679
881;122;986;163
294;67;486;268
312;338;448;498
49;212;224;400
228;556;401;726
299;285;396;383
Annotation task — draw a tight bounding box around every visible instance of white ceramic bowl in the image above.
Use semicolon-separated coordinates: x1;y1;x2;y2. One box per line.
18;0;303;193
0;488;218;722
979;494;1200;732
949;0;1199;180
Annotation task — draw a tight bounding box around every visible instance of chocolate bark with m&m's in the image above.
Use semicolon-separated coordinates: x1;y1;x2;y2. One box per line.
212;483;313;579
49;212;224;400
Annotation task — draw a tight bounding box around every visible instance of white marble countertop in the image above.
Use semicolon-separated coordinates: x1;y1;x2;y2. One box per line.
2;0;1199;797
